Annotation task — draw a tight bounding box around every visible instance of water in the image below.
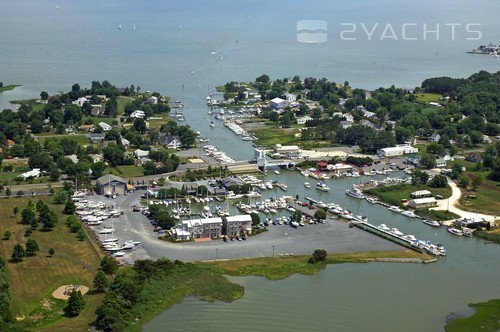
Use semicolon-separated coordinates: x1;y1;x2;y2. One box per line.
1;1;500;331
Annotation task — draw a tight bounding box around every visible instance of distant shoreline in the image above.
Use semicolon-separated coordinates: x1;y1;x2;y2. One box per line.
0;84;21;92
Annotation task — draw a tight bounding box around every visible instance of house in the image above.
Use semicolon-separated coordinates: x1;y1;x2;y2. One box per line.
377;144;418;158
317;161;329;171
159;134;182;149
274;144;301;159
18;168;41;180
73;97;88;107
130;110;145;119
224;215;253;237
410;190;432;199
428;133;441;142
96;174;127;196
7;139;15;148
436;158;447;168
65;124;74;133
90;105;105;116
80;124;95;132
91;154;103;163
121;137;130;147
89;133;105;144
147;96;158;105
409;197;437;209
270;97;288;110
465;153;483;163
340;121;353;129
483;135;493;144
99;122;112;131
359;119;375;129
133;149;149;159
429;102;442;107
67;154;79;164
296;115;312;125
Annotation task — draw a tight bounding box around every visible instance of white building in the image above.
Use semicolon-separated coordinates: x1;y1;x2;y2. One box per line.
133;149;149;159
270;97;288;110
274;144;301;159
18;169;41;180
224;215;253;237
296;115;312;125
174;217;223;240
377;144;418;157
98;122;112;131
72;97;88;107
130;110;145;119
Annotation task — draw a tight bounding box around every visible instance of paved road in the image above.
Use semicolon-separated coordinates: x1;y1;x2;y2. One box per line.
90;190;404;263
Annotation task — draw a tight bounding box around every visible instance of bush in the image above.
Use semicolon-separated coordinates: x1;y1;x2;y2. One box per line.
309;249;327;263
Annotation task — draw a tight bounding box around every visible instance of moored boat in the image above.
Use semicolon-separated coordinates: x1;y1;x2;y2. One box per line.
345;185;365;199
422;219;440;227
401;210;417;218
304;182;310;188
315;181;330;192
388;205;403;213
447;228;463;236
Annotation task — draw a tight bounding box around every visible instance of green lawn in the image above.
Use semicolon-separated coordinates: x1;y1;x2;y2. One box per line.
365;184;452;207
458;178;500;215
34;134;90;145
117;96;134;115
416;93;443;104
105;165;144;178
249;126;300;147
0;84;21;92
0;196;103;330
445;299;500;332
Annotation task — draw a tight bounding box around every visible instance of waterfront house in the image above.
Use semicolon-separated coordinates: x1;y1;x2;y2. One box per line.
409;197;437;209
274;144;301;159
73;97;88;107
175;217;223;240
224;215;252;237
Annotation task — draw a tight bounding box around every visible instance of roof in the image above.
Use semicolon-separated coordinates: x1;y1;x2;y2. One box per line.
411;197;437;204
270;97;285;103
411;190;431;196
225;215;252;222
96;174;126;186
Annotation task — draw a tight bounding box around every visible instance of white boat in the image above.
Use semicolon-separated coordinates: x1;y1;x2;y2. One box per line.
422;219;440;227
98;227;114;234
210;121;215;128
436;243;447;256
378;224;390;232
340;211;354;220
113;251;126;257
304;182;310;188
366;197;378;204
300;170;309;177
274;170;280;175
315;181;330;192
287;205;296;212
390;228;404;237
118;24;122;30
401;210;417;218
291;221;300;228
447;228;464;236
388;206;403;213
345;185;365;199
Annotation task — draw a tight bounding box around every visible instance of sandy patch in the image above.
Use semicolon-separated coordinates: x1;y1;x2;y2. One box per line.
51;284;89;300
188;158;205;164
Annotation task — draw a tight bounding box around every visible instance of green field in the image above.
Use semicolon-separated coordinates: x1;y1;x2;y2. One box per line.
0;196;103;330
0;84;21;92
34;134;90;145
248;126;300;147
105;165;144;178
445;299;500;332
365;184;452;207
199;250;430;280
459;178;500;215
416;93;444;104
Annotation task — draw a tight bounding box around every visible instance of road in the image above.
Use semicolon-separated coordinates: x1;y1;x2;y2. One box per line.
90;190;404;263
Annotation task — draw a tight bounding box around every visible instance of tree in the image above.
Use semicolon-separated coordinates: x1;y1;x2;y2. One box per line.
77;228;85;241
64;198;76;215
133;118;148;134
16;190;24;198
53;191;68;204
49;167;61;181
64;290;85;317
5;187;11;198
100;256;118;275
93;270;110;293
419;154;436;169
471;174;484;191
40;91;49;100
48;248;55;257
13;206;18;217
21;207;36;226
3;231;11;240
11;243;25;262
458;175;470;188
314;209;326;220
309;249;327;264
429;174;447;188
25;239;39;256
250;213;260;226
39;208;58;230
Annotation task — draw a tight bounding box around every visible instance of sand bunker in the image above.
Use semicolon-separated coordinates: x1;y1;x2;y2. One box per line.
51;284;89;300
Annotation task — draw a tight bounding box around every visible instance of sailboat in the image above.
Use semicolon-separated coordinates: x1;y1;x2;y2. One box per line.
210;121;215;128
118;24;122;30
132;24;136;31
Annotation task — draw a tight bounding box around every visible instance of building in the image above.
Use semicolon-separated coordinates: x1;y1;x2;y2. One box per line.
90;105;105;116
130;110;145;118
377;144;418;158
429;102;442;107
80;124;95;132
159;133;182;149
340;121;353;129
428;133;441;142
96;174;127;196
175;217;223;240
182;183;199;195
18;168;41;180
7;139;15;148
410;190;432;199
274;144;301;159
296;115;312;125
409;197;437;209
133;149;149;159
436;158;447;168
270;97;287;110
98;122;112;131
91;154;104;163
67;154;79;164
89;133;105;143
224;215;253;237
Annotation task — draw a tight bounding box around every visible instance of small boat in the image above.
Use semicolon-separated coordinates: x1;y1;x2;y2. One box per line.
340;211;354;220
422;219;440;227
210;121;215;128
366;197;378;204
291;221;300;228
447;228;463;236
274;170;280;175
315;181;330;192
300;170;309;177
113;251;126;257
388;206;403;213
118;24;122;30
304;182;311;188
401;210;417;218
436;243;447;256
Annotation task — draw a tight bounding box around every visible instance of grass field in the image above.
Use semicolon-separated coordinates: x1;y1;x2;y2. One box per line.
445;299;500;332
34;134;90;145
365;184;452;207
199;250;430;280
458;178;500;215
0;196;103;330
248;126;300;147
416;93;443;104
105;165;144;178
